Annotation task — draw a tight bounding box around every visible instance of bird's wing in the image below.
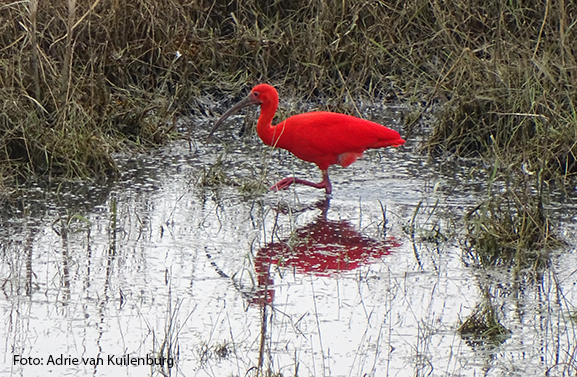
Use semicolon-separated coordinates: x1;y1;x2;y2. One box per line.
280;112;403;152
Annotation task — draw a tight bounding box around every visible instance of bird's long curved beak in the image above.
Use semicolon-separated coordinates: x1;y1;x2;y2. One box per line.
207;97;254;140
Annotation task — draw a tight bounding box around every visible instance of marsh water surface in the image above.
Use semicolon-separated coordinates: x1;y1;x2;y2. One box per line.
2;107;577;377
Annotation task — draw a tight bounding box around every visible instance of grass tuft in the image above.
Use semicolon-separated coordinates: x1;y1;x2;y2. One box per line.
458;301;511;350
462;186;561;277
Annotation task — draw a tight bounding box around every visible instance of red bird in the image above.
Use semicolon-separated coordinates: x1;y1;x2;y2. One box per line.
208;84;405;194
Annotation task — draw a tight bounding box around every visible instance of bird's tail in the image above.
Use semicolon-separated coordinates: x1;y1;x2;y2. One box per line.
370;137;406;149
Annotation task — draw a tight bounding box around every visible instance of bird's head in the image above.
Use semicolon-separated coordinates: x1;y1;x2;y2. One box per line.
207;84;278;139
248;83;278;106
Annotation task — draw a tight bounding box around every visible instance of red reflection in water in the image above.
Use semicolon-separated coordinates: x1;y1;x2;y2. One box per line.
253;199;401;305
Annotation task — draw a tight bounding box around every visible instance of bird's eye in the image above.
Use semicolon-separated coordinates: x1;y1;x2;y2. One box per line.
253;92;260;97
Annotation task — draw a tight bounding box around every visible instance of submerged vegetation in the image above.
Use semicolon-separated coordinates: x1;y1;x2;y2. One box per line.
458;290;512;350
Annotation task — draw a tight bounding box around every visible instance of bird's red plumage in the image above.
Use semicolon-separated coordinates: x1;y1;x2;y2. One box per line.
212;83;405;194
262;111;404;171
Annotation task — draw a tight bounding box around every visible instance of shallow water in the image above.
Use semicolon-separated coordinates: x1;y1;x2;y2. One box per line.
2;109;577;377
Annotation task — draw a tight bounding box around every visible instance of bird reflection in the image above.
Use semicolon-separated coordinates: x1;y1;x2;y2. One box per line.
252;198;400;305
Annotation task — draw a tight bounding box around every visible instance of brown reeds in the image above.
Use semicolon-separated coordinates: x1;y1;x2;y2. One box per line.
423;1;577;181
28;0;40;100
0;0;575;186
60;0;75;107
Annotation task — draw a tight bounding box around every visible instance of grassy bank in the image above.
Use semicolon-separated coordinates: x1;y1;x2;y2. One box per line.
1;0;575;184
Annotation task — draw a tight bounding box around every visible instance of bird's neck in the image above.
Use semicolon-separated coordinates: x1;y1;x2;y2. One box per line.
257;102;282;147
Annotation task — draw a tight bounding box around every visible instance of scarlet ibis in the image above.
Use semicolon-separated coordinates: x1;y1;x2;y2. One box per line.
208;84;405;194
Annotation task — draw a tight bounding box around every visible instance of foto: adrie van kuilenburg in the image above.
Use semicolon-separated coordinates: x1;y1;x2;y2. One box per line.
15;353;175;368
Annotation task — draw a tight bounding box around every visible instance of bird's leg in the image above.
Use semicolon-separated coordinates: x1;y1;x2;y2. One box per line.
270;170;332;195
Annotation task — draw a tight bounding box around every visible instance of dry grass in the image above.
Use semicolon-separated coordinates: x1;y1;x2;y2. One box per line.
422;1;577;180
0;0;575;187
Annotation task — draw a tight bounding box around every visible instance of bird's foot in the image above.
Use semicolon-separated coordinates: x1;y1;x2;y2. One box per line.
270;176;332;194
270;177;295;191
